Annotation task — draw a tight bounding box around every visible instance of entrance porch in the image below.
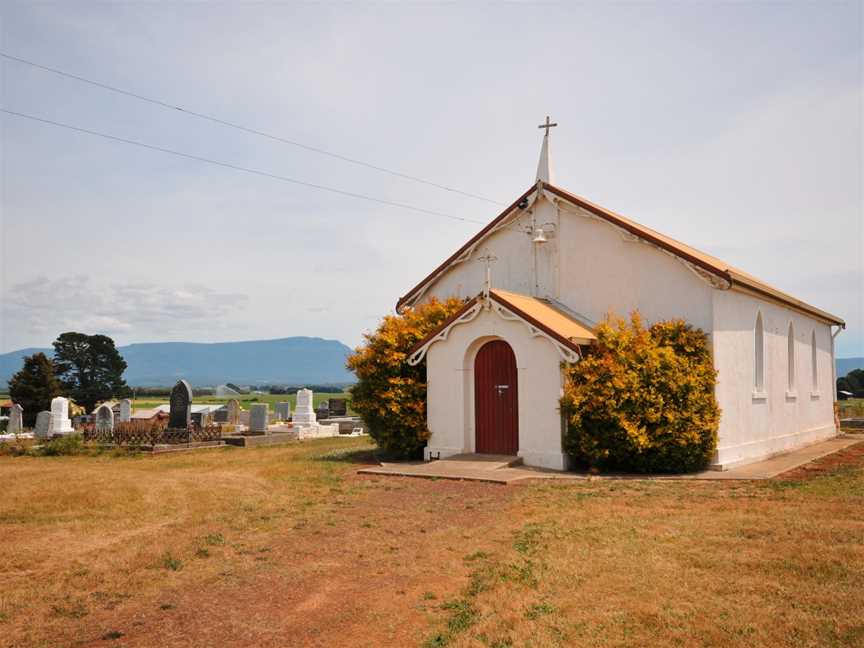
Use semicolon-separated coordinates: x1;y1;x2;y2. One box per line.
407;289;595;471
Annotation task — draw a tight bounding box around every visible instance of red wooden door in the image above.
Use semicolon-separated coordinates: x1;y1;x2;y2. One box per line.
474;340;519;455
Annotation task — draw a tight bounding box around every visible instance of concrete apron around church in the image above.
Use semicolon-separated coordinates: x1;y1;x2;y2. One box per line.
359;437;863;485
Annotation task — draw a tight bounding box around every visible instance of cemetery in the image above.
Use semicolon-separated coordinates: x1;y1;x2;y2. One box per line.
0;378;365;453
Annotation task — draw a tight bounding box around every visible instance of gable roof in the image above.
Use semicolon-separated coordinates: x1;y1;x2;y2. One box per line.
406;288;596;364
397;181;845;326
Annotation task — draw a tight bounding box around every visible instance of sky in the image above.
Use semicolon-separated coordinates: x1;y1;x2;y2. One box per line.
0;2;861;358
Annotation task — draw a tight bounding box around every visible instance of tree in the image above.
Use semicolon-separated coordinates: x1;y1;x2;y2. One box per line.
8;353;62;427
561;313;720;473
838;369;864;397
347;297;466;458
52;332;131;413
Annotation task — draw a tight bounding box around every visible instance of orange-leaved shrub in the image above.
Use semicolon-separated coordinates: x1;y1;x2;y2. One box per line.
561;312;720;473
347;297;466;458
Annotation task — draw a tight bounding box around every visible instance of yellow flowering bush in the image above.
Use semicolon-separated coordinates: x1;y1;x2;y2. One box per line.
347;297;466;458
561;312;720;473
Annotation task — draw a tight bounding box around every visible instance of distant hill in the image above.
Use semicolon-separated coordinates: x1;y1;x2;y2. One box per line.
837;357;864;378
0;337;355;387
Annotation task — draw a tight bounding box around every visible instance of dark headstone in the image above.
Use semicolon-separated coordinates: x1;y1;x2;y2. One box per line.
169;379;193;429
95;404;114;433
328;398;348;417
214;409;229;423
315;401;330;420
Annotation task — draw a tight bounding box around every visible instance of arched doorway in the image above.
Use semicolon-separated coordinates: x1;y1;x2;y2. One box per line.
474;340;519;455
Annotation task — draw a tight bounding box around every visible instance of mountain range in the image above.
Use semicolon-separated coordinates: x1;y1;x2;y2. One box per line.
837;357;864;378
1;339;860;389
0;337;356;387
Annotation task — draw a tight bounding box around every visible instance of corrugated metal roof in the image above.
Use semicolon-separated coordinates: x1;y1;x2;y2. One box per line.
490;289;596;345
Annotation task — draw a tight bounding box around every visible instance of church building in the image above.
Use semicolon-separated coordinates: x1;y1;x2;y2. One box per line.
401;119;845;471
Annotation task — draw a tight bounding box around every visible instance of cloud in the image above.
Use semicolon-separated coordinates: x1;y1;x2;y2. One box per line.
3;275;248;345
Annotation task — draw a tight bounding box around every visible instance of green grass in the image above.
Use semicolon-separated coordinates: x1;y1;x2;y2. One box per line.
839;398;864;418
0;391;355;417
130;391;354;412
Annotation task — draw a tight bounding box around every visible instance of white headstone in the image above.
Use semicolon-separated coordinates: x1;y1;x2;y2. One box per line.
34;411;51;439
48;397;74;436
119;399;132;422
249;403;268;434
7;403;23;435
293;388;316;425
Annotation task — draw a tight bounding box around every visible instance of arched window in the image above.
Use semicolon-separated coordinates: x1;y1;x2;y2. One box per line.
811;330;818;391
754;312;764;392
787;322;795;393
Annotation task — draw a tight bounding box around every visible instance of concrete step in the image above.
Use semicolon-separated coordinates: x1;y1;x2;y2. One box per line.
435;453;523;470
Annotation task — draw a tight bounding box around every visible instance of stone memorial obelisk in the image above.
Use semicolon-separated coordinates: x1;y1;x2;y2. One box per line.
292;389;316;426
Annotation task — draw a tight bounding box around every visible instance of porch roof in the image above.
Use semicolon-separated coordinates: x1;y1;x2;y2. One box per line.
490;289;596;347
407;288;596;365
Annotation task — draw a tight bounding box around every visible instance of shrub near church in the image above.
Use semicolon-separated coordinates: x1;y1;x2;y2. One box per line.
561;313;720;473
347;297;466;458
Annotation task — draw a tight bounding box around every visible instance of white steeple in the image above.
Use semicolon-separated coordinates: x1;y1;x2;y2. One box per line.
535;115;557;184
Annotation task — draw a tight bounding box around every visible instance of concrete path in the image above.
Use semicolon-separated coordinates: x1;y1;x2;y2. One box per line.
357;436;863;484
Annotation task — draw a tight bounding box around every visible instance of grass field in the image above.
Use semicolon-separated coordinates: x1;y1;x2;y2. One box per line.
839;397;864;418
129;391;353;412
1;437;862;647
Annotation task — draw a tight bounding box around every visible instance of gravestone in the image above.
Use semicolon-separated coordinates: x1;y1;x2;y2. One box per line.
293;388;316;425
7;403;23;435
119;399;132;423
169;379;193;429
249;403;268;434
328;398;348;417
275;401;292;421
213;409;228;423
34;411;51;439
49;397;74;436
316;401;330;420
227;399;241;425
95;404;114;433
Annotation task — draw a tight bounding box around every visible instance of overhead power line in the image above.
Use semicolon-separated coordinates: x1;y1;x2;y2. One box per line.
0;52;506;206
2;108;493;226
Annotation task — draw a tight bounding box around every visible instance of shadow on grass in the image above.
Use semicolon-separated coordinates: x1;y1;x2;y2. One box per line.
313;448;380;465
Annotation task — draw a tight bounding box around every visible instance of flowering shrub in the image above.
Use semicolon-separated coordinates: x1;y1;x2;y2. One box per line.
347;297;466;458
561;313;720;473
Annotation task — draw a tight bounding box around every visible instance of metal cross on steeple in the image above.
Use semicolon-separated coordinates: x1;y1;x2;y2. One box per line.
477;252;498;298
537;115;558;136
535;116;557;183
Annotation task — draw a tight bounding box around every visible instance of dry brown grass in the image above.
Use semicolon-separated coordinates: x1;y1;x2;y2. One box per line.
0;439;862;648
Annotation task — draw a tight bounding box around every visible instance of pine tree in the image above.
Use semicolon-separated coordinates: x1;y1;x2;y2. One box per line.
8;353;63;427
52;332;131;413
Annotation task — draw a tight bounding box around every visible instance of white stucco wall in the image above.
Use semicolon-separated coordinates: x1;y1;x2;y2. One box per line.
711;289;837;467
424;308;567;470
418;195;715;332
414;191;839;470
